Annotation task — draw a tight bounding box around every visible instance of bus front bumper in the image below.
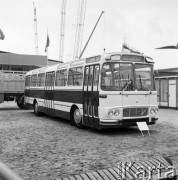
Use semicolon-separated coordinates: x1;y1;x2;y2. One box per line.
99;117;158;128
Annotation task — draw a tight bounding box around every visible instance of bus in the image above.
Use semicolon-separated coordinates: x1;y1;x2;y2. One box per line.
24;52;158;129
0;51;60;109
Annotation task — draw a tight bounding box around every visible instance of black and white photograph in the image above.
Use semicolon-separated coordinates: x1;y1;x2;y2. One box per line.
0;0;178;179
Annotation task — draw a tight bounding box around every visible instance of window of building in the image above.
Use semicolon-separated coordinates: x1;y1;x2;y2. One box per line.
68;67;83;86
56;69;67;86
23;66;31;71
160;79;168;102
2;65;10;70
11;65;23;71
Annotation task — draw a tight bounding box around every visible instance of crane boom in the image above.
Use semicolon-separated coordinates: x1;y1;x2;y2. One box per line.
73;0;87;61
79;11;104;59
59;0;67;62
33;2;38;55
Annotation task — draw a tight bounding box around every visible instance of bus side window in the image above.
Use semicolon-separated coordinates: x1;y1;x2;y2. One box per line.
56;70;67;86
88;66;93;86
84;67;89;86
93;65;99;86
68;67;83;86
37;73;45;87
31;74;37;87
46;73;50;86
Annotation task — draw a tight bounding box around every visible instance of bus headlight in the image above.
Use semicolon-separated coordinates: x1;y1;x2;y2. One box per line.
108;109;120;117
108;110;114;117
154;107;159;114
150;107;159;114
150;108;154;114
114;110;120;116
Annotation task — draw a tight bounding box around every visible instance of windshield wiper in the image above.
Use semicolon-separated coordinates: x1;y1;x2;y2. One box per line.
139;75;143;89
123;80;132;91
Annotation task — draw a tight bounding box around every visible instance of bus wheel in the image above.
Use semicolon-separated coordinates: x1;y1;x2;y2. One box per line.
34;101;41;116
73;107;83;128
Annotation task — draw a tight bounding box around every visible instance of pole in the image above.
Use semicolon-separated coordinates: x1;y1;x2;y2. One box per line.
47;49;48;66
46;28;49;66
79;11;104;59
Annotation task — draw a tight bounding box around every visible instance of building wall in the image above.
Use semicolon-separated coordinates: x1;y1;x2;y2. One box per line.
155;77;178;109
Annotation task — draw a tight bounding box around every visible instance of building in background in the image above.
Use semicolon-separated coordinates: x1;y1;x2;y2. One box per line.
0;51;61;108
155;68;178;109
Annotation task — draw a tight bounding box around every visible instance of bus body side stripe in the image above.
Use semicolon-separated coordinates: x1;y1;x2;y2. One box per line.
25;89;83;104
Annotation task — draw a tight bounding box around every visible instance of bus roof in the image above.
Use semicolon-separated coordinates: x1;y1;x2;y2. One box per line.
25;52;153;76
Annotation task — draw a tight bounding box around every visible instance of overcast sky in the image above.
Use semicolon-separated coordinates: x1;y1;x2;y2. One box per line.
1;0;178;69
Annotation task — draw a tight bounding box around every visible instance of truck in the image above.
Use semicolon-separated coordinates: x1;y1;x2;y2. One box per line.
0;51;59;109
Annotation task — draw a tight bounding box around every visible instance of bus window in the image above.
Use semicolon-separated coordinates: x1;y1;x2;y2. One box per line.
68;67;83;86
56;70;67;86
31;74;37;87
37;73;45;87
84;67;89;86
88;66;93;86
135;64;154;91
101;62;133;91
93;65;99;86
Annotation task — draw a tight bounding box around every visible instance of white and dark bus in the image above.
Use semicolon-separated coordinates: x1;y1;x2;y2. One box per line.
24;52;158;129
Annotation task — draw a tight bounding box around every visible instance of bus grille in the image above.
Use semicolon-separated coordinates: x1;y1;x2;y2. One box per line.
123;107;148;117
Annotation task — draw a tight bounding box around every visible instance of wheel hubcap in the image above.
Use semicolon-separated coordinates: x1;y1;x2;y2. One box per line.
74;109;81;124
35;103;38;113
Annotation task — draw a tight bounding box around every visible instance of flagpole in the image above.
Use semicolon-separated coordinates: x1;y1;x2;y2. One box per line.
47;28;48;66
45;28;50;66
47;49;48;66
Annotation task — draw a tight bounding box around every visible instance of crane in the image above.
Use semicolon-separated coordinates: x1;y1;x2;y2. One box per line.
79;11;104;59
59;0;67;62
33;2;38;55
73;0;87;61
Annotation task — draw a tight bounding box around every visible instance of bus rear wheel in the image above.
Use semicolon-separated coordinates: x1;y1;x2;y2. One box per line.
73;107;83;128
34;101;41;116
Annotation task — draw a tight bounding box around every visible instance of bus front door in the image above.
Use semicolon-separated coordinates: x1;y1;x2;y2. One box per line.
44;72;55;116
83;65;99;128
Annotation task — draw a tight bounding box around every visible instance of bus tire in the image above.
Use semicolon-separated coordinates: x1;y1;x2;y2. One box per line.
72;107;83;128
34;101;41;116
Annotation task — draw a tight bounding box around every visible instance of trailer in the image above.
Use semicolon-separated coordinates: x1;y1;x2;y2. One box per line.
0;51;59;109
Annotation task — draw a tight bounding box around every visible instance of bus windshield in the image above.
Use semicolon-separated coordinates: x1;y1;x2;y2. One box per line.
135;64;154;91
101;62;154;91
101;62;134;91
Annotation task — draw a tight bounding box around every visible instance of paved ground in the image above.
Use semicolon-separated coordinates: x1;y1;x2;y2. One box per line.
0;101;177;179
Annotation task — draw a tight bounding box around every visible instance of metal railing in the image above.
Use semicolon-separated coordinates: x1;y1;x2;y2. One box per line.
0;70;27;80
